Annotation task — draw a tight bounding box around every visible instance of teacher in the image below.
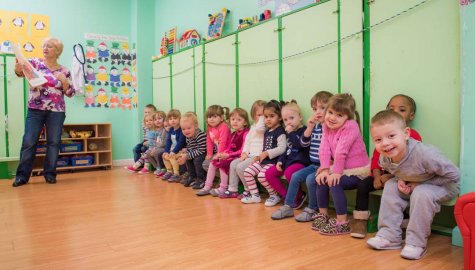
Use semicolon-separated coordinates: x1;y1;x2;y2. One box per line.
12;37;75;187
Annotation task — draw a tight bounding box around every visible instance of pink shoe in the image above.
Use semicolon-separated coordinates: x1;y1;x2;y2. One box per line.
138;167;150;174
155;170;166;177
125;166;139;172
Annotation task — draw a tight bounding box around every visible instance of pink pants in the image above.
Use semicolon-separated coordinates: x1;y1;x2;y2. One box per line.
265;163;306;198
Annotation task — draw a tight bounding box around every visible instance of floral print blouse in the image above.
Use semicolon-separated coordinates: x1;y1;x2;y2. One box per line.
27;58;75;112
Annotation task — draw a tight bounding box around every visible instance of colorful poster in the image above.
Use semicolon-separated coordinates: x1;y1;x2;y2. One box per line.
275;0;317;16
20;36;43;58
0;32;18;53
460;0;475;5
0;10;8;34
30;14;49;37
8;11;28;36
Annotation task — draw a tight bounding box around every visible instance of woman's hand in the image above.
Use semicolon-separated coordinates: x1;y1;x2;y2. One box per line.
15;60;24;76
54;71;69;90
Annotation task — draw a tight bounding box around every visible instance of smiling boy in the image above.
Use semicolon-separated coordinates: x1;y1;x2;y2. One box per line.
366;110;459;260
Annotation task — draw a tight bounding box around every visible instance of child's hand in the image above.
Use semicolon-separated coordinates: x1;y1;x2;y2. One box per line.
162;153;169;159
373;175;383;190
380;174;393;186
240;152;248;161
316;169;329;185
143;141;149;146
327;173;342;187
285;125;294;133
259;151;268;162
177;154;187;165
397;179;411;195
276;162;283;172
169;152;175;158
205;155;212;160
307;117;317;129
407;182;420;193
220;153;229;160
252;156;260;163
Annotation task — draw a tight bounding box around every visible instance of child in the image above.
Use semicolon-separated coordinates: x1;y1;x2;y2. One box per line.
220;100;266;199
176;112;207;187
160;109;186;181
314;93;370;235
194;105;231;189
264;101;310;207
147;111;168;175
126;114;159;173
197;108;250;196
271;91;333;221
352;94;422;239
366;110;459;260
241;100;287;205
133;104;157;162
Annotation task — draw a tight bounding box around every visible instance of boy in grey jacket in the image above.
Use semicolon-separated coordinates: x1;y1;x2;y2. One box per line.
366;110;459;260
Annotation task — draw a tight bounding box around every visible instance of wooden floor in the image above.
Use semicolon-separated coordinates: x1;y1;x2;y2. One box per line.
0;168;464;270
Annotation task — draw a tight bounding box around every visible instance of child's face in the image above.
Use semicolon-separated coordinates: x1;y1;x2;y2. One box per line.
144;107;154;117
230;114;246;130
325;108;348;130
168;117;180;128
387;96;415;124
154;116;164;128
282;108;302;132
207;115;223;127
253;106;264;122
264;108;281;129
311;100;327;123
181;120;197;138
371;121;410;163
144;117;154;129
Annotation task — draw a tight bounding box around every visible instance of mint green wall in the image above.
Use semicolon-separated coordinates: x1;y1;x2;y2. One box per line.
0;0;156;160
154;0;273;53
460;4;475;195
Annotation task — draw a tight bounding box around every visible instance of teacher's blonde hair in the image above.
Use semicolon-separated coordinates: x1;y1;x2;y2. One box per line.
43;37;64;58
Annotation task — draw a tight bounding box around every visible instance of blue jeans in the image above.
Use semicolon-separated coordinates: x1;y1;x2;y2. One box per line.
284;164;319;209
133;142;144;162
16;109;66;182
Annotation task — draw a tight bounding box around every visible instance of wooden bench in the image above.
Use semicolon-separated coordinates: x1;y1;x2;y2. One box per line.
0;157;19;179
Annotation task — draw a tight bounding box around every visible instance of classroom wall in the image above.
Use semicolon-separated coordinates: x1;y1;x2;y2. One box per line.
0;0;155;161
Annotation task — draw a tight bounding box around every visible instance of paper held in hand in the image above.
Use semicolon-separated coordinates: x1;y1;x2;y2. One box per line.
12;43;47;88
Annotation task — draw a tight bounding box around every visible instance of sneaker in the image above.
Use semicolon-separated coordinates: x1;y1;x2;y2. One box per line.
210;189;222;197
319;218;351;236
192;180;205;190
291;192;307;209
264;194;281;207
155;170;166;177
367;236;402;250
219;190;239;199
168;174;181;183
237;190;251;200
400;244;427;260
295;207;316;222
271;205;294;220
183;177;194;187
311;213;329;231
196;188;211;196
138;167;150;174
241;194;261;204
161;172;173;180
125;166;139;172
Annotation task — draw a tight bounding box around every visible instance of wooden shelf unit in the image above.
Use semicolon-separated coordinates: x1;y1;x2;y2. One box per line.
32;123;112;173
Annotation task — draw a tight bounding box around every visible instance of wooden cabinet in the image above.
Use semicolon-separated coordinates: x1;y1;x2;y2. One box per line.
32;123;112;173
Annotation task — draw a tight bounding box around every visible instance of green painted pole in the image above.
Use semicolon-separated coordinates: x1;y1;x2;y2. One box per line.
3;55;9;157
202;44;207;131
169;55;173;109
193;48;197;113
235;33;240;108
278;17;283;101
337;0;341;94
363;0;371;152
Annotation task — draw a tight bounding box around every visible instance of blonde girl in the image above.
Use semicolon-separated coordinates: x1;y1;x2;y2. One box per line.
126;114;158;173
221;100;266;199
147;111;168;175
313;94;370;235
197;108;250;196
241;100;287;205
264;101;311;207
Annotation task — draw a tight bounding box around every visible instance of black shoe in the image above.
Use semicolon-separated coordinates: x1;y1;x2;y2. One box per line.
191;180;205;190
183;177;194;187
45;178;57;184
12;179;28;187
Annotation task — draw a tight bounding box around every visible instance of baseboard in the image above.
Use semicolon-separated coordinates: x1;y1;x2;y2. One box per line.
113;159;133;167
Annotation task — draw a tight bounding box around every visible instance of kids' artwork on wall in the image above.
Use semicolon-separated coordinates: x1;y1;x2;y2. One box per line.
275;0;320;16
82;33;138;111
0;10;49;58
206;8;230;40
460;0;475;5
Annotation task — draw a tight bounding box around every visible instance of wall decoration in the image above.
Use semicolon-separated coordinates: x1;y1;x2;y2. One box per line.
178;29;201;50
109;66;121;87
85;65;96;85
238;18;254;30
132;89;138;109
96;88;109;108
460;0;475;5
260;9;272;21
207;8;230;40
121;42;131;66
0;10;8;34
109;87;120;108
96;65;109;86
30;14;49;37
121;87;132;110
110;42;121;65
97;42;109;62
85;40;97;63
167;28;177;55
84;85;96;108
121;67;132;86
21;36;43;58
258;0;274;7
275;0;317;16
9;11;28;36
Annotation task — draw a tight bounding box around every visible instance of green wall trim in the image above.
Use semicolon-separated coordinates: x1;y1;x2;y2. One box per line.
3;55;9;157
169;55;173;108
278;17;283;101
202;44;207;130
23;77;27;118
337;0;341;94
193;47;197;113
235;33;240;108
362;0;371;152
